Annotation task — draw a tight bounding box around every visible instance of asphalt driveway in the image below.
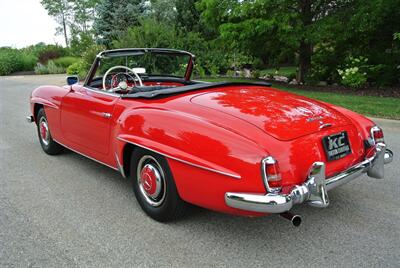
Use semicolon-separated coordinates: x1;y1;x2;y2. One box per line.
0;74;399;267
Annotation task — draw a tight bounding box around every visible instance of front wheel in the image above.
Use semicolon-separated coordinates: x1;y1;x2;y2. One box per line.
36;108;63;155
131;149;187;222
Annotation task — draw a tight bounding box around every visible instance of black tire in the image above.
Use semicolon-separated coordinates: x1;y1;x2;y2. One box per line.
131;148;187;222
36;108;63;155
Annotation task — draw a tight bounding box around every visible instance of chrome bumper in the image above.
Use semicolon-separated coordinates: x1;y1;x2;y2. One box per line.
225;143;393;214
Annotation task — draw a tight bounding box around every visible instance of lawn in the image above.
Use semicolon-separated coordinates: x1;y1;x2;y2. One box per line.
199;77;400;120
259;66;297;77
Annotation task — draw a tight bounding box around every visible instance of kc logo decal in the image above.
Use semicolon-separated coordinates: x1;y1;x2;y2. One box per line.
329;133;345;150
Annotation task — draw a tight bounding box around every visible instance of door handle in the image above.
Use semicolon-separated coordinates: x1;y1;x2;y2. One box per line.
102;112;112;118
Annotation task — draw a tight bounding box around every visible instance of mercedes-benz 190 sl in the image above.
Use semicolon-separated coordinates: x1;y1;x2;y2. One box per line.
27;48;393;226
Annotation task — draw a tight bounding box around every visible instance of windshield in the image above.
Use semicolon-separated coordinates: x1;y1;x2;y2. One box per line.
96;52;191;78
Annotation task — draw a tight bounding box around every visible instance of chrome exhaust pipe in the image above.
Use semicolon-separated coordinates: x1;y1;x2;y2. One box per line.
280;212;302;227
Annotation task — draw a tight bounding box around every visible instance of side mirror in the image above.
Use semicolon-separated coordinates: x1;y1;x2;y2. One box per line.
67;76;79;85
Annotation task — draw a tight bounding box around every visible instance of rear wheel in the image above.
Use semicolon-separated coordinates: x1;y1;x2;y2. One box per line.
36;108;63;155
131;148;187;222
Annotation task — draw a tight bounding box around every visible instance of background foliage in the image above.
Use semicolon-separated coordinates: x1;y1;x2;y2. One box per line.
0;0;399;88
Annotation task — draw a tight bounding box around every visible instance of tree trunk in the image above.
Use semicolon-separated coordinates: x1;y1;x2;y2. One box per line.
62;13;69;47
297;0;312;83
298;41;312;83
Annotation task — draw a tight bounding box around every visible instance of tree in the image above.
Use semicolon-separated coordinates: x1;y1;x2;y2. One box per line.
198;0;355;82
93;0;147;46
149;0;177;24
315;0;400;85
69;0;98;35
175;0;201;32
41;0;99;48
41;0;71;46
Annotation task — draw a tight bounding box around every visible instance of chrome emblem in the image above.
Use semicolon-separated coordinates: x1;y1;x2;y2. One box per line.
306;116;324;123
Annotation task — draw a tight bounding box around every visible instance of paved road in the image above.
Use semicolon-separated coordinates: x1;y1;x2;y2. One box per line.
1;75;399;267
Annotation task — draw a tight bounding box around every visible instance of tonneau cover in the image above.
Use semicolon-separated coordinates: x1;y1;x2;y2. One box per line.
121;81;272;99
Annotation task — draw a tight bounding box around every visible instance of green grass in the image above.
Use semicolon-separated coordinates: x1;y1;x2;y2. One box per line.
198;77;400;120
260;66;297;77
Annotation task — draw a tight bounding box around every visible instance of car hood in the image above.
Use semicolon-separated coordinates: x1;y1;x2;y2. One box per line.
190;86;351;141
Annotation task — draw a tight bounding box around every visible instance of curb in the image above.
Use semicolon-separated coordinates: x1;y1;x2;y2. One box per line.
369;117;400;130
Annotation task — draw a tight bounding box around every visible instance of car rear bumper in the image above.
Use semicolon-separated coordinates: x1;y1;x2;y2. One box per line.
225;143;393;214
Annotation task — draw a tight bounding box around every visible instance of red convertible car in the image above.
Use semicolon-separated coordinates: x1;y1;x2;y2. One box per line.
27;48;393;226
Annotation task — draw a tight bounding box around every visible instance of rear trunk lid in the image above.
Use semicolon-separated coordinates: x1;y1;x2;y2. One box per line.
190;86;351;141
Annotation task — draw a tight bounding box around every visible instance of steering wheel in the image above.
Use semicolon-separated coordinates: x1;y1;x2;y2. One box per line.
102;65;143;92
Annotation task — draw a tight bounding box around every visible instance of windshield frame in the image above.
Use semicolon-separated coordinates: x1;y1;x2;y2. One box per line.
84;48;195;87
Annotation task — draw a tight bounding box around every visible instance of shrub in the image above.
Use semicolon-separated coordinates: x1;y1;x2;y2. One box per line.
337;56;369;88
252;70;261;79
67;60;88;79
307;43;339;84
0;48;18;75
337;67;367;87
37;45;67;64
34;60;65;75
53;56;80;68
46;60;65;74
82;44;106;66
20;53;37;71
34;63;49;75
0;48;37;75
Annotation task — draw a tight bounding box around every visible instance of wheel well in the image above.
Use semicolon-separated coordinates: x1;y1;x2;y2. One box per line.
33;103;44;123
122;143;136;179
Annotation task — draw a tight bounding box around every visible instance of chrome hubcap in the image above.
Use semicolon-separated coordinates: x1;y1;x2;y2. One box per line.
39;117;50;146
137;155;166;207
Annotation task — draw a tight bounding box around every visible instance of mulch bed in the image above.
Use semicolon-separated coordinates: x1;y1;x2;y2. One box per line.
268;80;400;98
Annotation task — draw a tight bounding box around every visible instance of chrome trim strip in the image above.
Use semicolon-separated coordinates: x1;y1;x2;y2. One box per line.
319;123;332;130
85;86;121;97
226;143;393;213
115;152;126;178
117;137;241;179
53;138;119;171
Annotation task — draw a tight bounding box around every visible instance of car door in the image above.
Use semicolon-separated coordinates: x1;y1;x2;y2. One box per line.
60;85;119;157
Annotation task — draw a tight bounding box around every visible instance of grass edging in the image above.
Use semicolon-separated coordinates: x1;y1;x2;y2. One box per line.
199;77;400;120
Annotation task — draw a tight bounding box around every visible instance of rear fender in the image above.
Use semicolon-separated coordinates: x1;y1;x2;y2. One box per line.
115;108;269;214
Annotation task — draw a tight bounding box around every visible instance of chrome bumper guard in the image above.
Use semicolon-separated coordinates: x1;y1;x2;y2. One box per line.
225;144;393;214
26;115;34;123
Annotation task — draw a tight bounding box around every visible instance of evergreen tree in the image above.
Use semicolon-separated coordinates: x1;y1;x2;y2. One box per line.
93;0;147;46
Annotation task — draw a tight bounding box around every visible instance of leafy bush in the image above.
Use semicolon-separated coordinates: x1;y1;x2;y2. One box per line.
65;44;105;80
69;32;97;57
307;44;339;84
46;60;65;74
34;60;65;75
34;63;49;75
66;60;88;79
37;45;67;64
0;48;19;75
20;52;37;71
337;56;369;88
0;47;37;75
53;56;80;68
82;44;106;66
337;67;367;87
